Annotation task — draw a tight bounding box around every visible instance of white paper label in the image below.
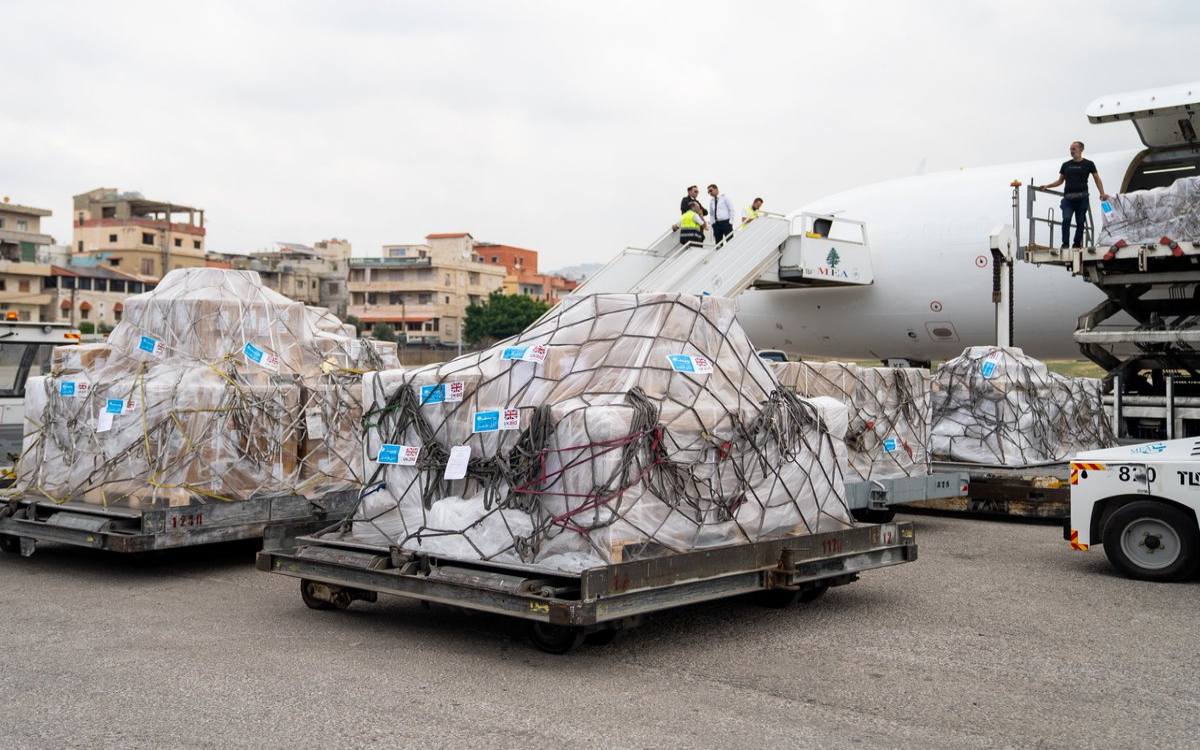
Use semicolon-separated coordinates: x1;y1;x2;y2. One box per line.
444;445;471;480
305;410;327;440
96;410;114;433
348;340;363;360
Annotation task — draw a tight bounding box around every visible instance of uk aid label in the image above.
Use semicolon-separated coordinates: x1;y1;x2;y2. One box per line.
59;380;91;398
884;438;898;452
377;444;420;466
501;345;548;363
243;342;281;371
473;409;521;432
138;335;167;359
666;354;714;374
419;381;466;405
980;356;1001;378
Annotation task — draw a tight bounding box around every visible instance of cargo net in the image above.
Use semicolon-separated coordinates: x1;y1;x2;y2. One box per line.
771;361;931;481
1097;175;1200;247
12;268;396;508
349;294;851;574
930;346;1115;466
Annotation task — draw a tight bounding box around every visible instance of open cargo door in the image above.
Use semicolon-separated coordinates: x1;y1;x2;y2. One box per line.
1087;82;1200;149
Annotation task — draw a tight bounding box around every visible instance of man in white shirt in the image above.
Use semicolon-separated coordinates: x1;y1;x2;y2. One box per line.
707;184;737;245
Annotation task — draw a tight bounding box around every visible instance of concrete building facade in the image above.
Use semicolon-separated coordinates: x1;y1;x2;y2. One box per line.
45;265;156;329
0;198;57;321
349;233;505;345
73;188;206;278
227;239;351;318
476;242;577;303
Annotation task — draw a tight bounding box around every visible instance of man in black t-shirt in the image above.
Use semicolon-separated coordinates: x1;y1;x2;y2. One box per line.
1038;141;1109;249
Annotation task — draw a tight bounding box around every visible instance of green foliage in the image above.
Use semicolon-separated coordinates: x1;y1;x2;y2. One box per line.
344;314;366;336
97;322;114;334
464;290;550;345
78;321;95;334
371;322;398;343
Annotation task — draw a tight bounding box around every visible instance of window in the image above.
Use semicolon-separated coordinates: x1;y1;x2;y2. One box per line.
111;280;125;293
18;311;29;322
141;258;154;275
95;279;107;292
327;282;339;294
106;233;119;244
114;308;122;322
432;319;439;332
142;233;154;245
193;240;200;249
108;258;120;267
101;207;115;218
62;277;76;290
80;307;89;320
444;273;451;286
174;238;182;247
418;293;432;305
77;213;84;223
77;241;84;252
79;278;92;290
16;219;28;231
491;256;498;263
444;296;450;304
0;280;5;290
468;272;480;285
367;293;378;305
130;283;144;294
17;280;29;293
389;293;401;305
0;219;5;228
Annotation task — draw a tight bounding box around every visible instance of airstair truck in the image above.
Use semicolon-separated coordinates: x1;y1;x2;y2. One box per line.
1067;438;1200;581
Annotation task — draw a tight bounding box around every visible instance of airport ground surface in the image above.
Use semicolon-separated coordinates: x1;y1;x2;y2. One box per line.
0;512;1195;749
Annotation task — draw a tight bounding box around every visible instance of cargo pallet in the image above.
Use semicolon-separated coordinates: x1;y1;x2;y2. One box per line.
0;490;359;558
259;519;917;654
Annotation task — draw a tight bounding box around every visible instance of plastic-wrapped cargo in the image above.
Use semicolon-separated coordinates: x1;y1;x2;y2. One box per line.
930;346;1114;466
352;293;852;573
13;268;395;507
771;361;931;481
1097;176;1200;247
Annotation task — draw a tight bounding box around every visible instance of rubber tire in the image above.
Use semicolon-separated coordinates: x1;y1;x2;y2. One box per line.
851;507;896;524
584;628;626;647
754;587;801;608
799;583;829;603
1101;501;1200;582
0;535;19;554
529;622;586;655
300;579;336;610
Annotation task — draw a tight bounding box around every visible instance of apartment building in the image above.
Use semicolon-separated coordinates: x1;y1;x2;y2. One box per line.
45;265;156;328
348;233;505;345
0;198;56;321
73;188;206;278
229;239;351;318
476;242;577;302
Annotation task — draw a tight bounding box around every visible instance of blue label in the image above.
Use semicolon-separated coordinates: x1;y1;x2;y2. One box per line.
243;342;264;363
667;355;696;373
980;360;997;378
105;398;125;414
420;384;445;405
884;438;897;452
377;444;401;464
501;347;528;361
473;410;500;433
59;382;76;397
138;336;158;354
1101;200;1113;214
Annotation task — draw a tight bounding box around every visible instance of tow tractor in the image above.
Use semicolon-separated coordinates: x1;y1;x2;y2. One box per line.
1067;438;1200;581
0;318;81;474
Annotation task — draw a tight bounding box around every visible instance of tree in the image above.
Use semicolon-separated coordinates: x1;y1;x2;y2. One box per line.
371;322;398;342
464;290;550;345
825;248;841;269
78;321;95;334
97;322;114;335
344;314;366;336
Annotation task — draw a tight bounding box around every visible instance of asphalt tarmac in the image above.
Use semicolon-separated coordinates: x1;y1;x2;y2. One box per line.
0;512;1196;749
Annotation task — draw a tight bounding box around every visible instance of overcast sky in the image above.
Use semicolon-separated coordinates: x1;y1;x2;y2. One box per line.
4;1;1196;271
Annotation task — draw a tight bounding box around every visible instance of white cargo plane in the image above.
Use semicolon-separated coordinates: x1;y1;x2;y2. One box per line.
737;81;1200;364
575;82;1200;365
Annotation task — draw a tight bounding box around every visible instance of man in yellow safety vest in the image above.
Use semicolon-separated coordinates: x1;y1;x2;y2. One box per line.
742;197;764;226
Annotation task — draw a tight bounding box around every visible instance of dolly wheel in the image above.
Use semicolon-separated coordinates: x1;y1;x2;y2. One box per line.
0;535;19;554
754;587;801;608
851;507;896;524
799;583;829;603
529;622;586;654
300;579;337;610
584;628;626;647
